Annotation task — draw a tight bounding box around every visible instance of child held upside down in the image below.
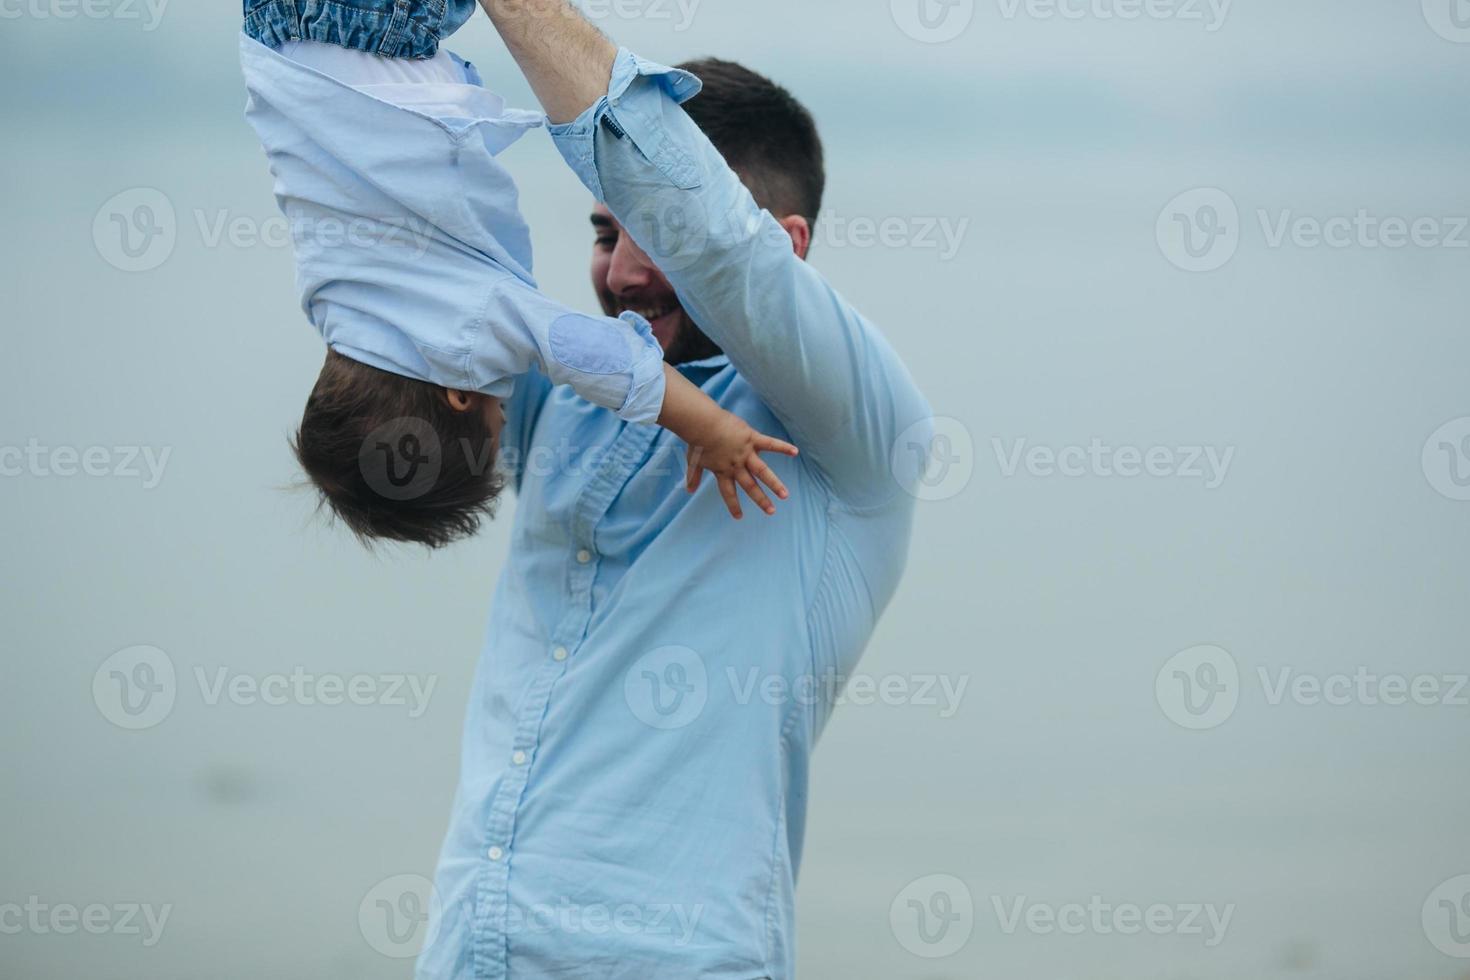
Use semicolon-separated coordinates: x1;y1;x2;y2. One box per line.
240;11;795;547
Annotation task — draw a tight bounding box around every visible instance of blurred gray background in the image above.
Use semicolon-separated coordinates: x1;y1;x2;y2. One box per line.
3;0;1469;977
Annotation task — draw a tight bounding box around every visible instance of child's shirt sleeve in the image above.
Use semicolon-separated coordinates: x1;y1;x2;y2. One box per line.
239;34;667;424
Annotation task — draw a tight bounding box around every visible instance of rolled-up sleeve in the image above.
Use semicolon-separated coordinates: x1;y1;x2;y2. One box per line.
548;49;932;507
477;278;667;425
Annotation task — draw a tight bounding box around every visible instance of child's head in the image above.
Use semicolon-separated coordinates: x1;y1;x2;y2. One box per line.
292;349;506;549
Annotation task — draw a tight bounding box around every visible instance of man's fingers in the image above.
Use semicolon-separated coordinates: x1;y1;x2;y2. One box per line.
718;475;743;520
737;471;776;516
757;436;800;457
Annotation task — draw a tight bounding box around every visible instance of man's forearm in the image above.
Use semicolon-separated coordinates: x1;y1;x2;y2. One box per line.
478;0;616;123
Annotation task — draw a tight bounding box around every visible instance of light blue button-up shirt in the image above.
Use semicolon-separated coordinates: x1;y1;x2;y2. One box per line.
419;50;932;980
239;36;667;423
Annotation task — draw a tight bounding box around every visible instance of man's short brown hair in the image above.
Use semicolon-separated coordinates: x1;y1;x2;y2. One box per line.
676;58;826;224
291;349;502;549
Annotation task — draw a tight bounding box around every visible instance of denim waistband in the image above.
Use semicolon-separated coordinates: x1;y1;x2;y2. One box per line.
243;0;477;59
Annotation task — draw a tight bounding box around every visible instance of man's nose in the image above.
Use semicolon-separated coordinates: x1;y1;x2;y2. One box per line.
607;236;656;296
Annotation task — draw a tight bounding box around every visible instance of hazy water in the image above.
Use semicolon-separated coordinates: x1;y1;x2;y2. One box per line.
3;2;1468;978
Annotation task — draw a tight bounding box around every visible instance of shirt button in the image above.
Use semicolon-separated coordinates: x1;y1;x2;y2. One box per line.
487;846;504;861
553;647;569;662
512;750;528;766
576;549;592;564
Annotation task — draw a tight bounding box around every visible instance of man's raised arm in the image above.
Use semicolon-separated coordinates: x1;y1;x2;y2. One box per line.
479;0;933;508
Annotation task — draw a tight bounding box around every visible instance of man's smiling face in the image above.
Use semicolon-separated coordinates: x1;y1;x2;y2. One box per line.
590;204;721;365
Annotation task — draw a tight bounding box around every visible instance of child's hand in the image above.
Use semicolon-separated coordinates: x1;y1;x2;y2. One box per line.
684;411;799;519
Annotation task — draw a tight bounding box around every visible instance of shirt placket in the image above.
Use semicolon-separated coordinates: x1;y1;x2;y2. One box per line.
473;420;661;980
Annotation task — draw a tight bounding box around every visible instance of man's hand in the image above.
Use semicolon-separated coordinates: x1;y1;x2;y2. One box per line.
684;413;797;520
658;365;797;519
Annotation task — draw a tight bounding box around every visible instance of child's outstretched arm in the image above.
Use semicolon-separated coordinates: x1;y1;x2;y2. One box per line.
658;366;798;519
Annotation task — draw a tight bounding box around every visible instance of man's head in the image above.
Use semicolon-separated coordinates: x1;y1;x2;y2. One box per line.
292;349;506;549
590;58;825;364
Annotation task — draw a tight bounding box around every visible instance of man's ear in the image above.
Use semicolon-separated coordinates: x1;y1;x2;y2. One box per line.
444;389;475;413
778;214;812;261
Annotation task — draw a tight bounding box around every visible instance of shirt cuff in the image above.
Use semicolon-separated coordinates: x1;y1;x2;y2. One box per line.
613;311;667;425
547;48;703;202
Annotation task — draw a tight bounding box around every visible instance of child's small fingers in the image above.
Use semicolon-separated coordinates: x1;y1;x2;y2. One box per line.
686;448;703;493
758;436;800;457
718;476;743;520
752;460;789;501
737;471;776;516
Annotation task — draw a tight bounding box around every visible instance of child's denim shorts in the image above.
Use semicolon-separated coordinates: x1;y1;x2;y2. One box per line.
243;0;478;59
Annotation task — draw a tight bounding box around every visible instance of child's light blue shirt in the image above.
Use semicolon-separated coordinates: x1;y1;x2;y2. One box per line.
240;35;667;424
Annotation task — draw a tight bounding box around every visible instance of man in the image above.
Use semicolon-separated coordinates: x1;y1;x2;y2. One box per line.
404;3;936;976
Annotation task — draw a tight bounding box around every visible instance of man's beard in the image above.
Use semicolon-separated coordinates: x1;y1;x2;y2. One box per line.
606;299;724;366
658;309;724;366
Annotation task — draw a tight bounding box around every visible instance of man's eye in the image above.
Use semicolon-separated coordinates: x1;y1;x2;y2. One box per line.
595;235;617;250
